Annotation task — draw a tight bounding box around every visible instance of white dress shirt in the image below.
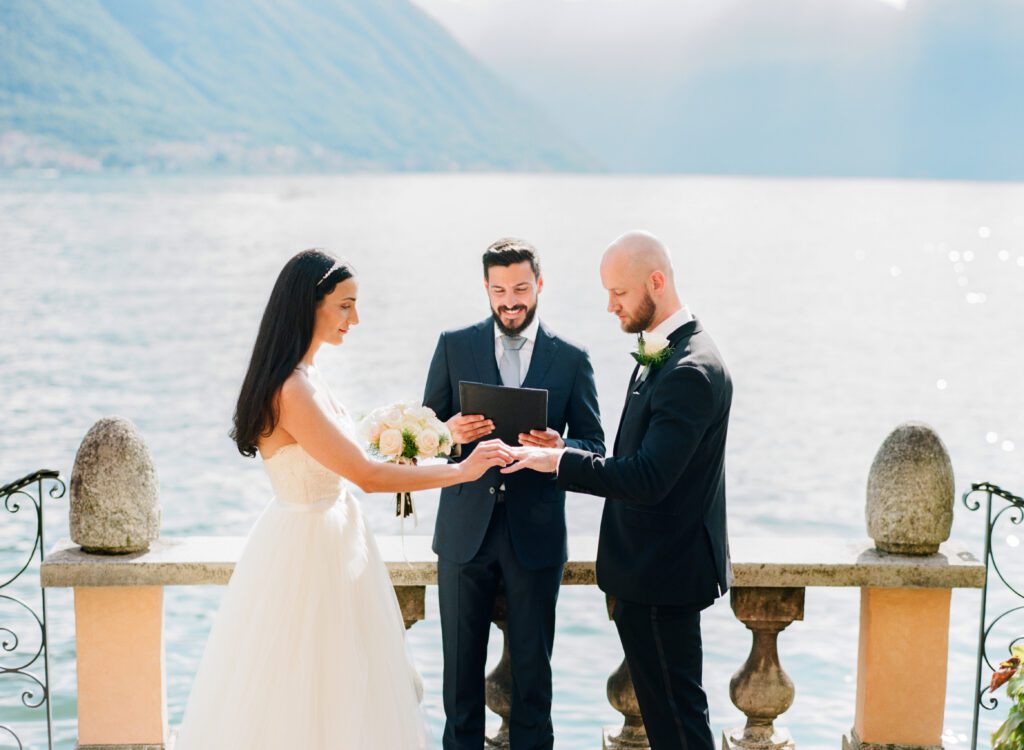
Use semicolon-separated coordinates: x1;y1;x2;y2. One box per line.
494;315;540;385
648;305;693;339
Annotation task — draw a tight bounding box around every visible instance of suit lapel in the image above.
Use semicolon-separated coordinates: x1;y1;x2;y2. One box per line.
613;363;641;455
469;319;500;386
521;323;558;389
612;318;702;455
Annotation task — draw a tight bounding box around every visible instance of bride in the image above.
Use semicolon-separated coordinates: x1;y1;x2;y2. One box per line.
174;249;514;749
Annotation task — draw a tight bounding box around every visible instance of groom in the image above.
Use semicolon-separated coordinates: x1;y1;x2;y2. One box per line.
423;238;605;749
504;231;733;750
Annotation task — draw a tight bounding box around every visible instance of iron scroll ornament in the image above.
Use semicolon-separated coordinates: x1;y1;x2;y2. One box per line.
0;470;65;750
963;482;1024;750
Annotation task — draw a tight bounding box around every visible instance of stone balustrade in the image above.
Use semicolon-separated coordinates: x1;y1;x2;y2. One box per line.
41;534;984;750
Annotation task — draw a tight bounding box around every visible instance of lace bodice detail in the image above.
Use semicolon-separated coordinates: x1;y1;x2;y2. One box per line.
261;365;355;507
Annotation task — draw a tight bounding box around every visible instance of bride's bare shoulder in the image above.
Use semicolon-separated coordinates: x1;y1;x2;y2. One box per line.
276;369;318;411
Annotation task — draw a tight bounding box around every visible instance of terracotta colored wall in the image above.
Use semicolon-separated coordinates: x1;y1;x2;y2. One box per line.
854;587;951;745
75;586;167;745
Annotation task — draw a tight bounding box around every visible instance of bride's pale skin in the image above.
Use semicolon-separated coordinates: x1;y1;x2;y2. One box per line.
258;276;515;492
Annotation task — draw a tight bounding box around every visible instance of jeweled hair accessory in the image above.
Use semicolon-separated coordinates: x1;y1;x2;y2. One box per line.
316;260;344;287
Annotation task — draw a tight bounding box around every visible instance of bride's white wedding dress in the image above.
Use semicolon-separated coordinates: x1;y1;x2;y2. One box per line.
174;365;426;749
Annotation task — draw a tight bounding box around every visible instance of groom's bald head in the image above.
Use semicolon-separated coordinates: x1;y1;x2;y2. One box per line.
603;231;675;285
600;230;682;333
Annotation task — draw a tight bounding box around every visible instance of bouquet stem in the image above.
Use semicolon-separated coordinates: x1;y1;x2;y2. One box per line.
395;491;415;519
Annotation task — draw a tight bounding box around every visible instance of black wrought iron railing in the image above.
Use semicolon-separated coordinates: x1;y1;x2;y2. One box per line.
964;481;1024;750
0;470;65;750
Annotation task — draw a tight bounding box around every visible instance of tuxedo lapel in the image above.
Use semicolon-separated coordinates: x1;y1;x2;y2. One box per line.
613;363;641;456
521;323;558;389
469;319;500;386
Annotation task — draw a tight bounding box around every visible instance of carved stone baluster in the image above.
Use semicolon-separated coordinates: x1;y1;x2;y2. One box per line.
723;587;805;750
394;585;426;630
603;594;650;750
485;589;512;748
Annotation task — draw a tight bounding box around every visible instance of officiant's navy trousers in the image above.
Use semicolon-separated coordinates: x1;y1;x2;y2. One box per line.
612;597;715;750
438;501;563;750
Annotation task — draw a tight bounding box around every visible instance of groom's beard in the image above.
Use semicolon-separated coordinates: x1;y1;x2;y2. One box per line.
492;302;537;336
622;291;657;334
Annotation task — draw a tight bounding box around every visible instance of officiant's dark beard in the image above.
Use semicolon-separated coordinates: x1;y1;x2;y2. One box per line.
492;302;537;336
622;291;657;334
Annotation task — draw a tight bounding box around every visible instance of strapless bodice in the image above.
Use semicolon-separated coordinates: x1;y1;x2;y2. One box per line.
262;443;346;508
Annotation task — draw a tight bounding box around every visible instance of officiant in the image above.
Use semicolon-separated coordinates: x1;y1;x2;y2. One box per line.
423;238;605;750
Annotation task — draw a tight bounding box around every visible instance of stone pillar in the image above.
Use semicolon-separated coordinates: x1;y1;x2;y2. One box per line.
70;417;160;554
71;417;166;748
395;585;425;629
845;422;954;750
723;587;805;750
603;594;649;750
75;586;167;749
486;590;512;748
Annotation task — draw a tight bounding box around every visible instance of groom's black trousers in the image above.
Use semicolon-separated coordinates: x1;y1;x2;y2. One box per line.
438;502;563;750
612;597;715;750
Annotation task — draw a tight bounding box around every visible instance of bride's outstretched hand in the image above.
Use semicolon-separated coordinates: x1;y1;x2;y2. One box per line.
500;446;563;475
459;439;516;482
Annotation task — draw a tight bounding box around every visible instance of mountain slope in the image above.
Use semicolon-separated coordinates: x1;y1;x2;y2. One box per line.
0;0;593;172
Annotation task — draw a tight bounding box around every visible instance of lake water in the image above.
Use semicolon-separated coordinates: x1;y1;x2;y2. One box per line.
1;174;1023;749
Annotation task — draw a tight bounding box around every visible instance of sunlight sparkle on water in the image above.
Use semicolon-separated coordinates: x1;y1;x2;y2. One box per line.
998;250;1010;261
963;250;975;262
890;266;902;277
948;251;960;262
987;432;999;444
1018;256;1024;267
1002;440;1015;452
936;379;948;391
978;226;992;239
1007;535;1020;548
965;292;987;304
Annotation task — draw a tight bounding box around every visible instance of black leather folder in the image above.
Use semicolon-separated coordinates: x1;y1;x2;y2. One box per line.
458;381;548;445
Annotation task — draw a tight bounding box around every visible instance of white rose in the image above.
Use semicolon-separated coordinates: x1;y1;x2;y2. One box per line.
401;418;423;436
415;429;441;457
381;407;403;426
409;405;436;421
644;333;670;356
378;428;404;457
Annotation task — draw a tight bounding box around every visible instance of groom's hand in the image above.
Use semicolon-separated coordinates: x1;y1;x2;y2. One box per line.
447;413;495;444
517;428;564;449
501;446;564;475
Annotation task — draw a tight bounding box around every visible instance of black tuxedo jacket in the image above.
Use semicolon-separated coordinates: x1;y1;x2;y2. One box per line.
557;318;733;606
424;318;605;570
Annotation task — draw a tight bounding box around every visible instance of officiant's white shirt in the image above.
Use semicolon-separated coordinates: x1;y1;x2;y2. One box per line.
494;315;540;385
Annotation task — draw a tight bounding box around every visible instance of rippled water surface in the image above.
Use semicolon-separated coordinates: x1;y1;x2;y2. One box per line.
2;174;1023;749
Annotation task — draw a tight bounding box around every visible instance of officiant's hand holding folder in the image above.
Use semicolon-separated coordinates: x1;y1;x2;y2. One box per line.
457;381;548;448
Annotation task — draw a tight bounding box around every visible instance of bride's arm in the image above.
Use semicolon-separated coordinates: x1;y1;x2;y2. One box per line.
276;373;512;493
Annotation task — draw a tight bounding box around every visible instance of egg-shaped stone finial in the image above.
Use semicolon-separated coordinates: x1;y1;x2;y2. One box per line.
70;417;160;554
866;421;954;555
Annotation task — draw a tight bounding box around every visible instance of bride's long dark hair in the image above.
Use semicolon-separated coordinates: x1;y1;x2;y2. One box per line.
231;249;354;457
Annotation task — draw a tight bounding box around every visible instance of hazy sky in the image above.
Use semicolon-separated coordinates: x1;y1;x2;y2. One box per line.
407;0;1022;178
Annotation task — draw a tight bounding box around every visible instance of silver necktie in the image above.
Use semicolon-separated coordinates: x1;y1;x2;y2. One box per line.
499;335;526;387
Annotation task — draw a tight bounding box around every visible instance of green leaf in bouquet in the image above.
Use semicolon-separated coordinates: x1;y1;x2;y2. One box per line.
401;430;419;460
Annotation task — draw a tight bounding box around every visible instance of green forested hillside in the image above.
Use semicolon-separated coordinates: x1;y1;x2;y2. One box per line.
0;0;592;171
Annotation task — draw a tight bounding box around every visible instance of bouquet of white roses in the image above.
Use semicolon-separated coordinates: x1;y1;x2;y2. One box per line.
359;401;453;519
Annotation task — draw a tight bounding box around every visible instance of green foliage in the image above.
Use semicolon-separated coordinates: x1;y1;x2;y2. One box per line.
992;646;1024;750
400;430;419;462
0;0;592;171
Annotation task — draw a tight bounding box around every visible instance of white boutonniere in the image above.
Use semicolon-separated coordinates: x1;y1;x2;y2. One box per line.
631;332;673;383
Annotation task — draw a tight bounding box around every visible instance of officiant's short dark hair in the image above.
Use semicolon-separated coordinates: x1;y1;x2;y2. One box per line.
483;238;541;279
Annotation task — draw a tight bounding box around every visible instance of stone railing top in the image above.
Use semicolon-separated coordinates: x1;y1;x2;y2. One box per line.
41;535;985;589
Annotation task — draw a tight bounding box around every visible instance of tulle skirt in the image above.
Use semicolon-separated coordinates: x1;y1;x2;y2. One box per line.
174;493;426;749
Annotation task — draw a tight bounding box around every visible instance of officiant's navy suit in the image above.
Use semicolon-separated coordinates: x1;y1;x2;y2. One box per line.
557;316;732;750
424;317;604;750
